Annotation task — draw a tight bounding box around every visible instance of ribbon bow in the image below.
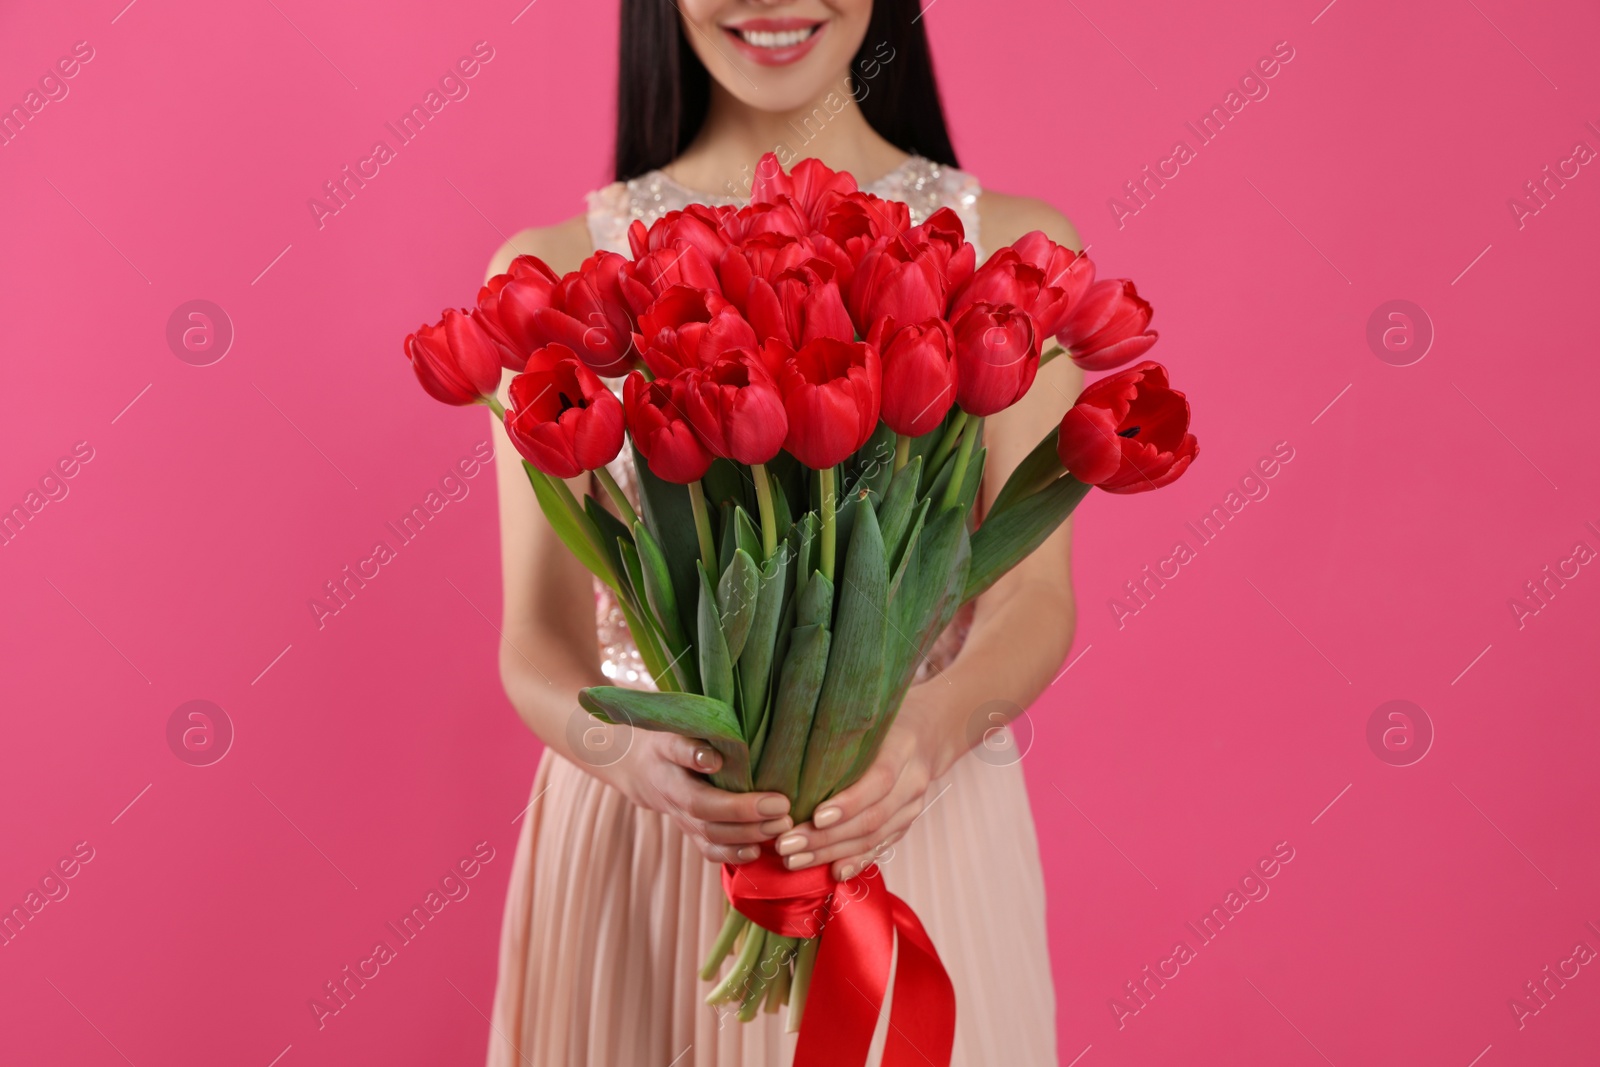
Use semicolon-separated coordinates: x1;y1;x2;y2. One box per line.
722;848;955;1066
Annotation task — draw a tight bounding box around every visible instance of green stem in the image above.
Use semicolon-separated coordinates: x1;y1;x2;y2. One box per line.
927;411;969;474
688;480;717;574
751;463;778;561
706;923;767;1005
484;395;506;419
700;908;750;981
593;465;639;530
941;415;983;512
740;934;793;1021
1038;343;1066;368
818;466;837;581
765;946;793;1012
786;936;820;1033
892;434;910;473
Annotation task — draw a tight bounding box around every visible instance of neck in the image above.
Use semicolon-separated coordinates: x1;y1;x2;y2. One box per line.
666;80;910;200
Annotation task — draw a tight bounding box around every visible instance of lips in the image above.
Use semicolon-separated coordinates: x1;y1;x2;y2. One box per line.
720;18;827;67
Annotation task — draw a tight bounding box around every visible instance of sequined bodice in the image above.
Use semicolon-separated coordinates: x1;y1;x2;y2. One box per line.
585;156;984;688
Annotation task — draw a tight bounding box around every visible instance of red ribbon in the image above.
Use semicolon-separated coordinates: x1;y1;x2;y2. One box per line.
722;848;955;1066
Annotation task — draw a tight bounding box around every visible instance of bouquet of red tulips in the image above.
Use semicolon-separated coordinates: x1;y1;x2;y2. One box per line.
404;154;1196;1062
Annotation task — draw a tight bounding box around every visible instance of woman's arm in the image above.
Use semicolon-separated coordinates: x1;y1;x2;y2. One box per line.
774;195;1085;878
488;218;791;863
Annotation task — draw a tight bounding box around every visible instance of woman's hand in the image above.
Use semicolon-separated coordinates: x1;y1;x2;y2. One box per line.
592;730;793;865
774;710;955;881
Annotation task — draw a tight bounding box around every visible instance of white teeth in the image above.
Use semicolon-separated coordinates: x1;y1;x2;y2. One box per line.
736;26;814;49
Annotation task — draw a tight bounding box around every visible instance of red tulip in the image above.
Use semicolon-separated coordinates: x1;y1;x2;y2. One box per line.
533;252;653;377
750;153;858;228
623;371;715;484
1055;278;1158;371
719;199;810;245
633;242;723;300
814;190;912;270
1056;361;1197;493
1011;231;1095;332
950;302;1039;416
718;234;818;314
627;203;734;265
847;245;943;338
474;254;560;371
503;348;625;478
685;353;788;465
634;286;757;378
948;261;1050;344
743;260;854;349
404;307;504;406
776;337;882;469
904;207;975;296
874;318;957;437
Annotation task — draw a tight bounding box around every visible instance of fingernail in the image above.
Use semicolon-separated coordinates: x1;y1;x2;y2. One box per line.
756;795;790;817
693;747;718;770
759;817;793;836
736;846;759;862
776;833;806;856
838;863;857;880
813;806;842;828
786;851;815;869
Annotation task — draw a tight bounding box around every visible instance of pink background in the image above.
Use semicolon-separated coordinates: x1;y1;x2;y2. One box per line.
3;0;1597;1063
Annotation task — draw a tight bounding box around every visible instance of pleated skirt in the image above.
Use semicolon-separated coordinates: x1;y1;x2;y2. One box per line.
485;731;1059;1066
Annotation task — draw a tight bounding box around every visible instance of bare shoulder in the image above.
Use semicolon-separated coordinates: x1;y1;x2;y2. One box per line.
975;190;1083;254
485;213;594;282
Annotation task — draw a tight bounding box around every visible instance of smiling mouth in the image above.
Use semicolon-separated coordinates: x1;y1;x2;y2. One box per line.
727;24;819;48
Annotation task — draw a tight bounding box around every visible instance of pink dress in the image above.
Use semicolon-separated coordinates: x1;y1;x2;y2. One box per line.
487;158;1060;1066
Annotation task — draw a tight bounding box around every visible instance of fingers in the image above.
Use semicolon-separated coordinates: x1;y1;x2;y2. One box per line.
832;825;910;881
774;760;909;869
661;734;724;776
650;766;791;867
792;800;921;874
692;840;763;865
658;738;790;825
677;775;790;825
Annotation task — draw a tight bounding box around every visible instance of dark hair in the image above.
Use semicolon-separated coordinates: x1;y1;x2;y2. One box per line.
614;0;959;182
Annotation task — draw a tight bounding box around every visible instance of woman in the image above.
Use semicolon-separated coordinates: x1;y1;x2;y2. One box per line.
485;2;1082;1063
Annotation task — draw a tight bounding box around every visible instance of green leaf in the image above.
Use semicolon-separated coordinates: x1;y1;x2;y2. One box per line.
703;458;747;512
990;426;1065;517
887;499;929;605
795;502;888;819
877;455;922;571
718;502;738;576
585;497;634;594
579;687;750;791
633;522;697;692
631;444;702;642
611;581;679;693
733;506;761;562
716;549;761;661
697;562;736;708
797;570;834;629
752;621;830;799
767;451;809;527
957;445;987;514
845;422;897;499
524;464;615;589
850;517;971;782
965;474;1092;602
789;513;818;611
887;506;968;688
737;549;789;736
